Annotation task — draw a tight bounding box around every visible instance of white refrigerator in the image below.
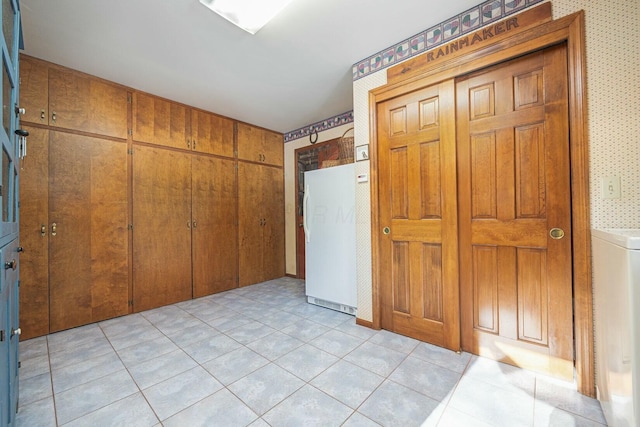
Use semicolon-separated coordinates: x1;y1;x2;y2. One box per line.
303;163;357;315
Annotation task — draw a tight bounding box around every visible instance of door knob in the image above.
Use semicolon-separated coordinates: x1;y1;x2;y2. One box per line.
10;327;21;338
549;228;565;240
51;223;57;236
383;227;390;235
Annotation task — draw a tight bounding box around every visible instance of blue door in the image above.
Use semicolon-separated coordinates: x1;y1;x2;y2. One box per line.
0;1;21;426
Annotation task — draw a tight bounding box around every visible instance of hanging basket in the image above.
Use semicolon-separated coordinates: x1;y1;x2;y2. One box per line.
339;127;354;163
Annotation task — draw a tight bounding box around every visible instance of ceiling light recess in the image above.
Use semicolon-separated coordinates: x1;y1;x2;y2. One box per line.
199;0;294;35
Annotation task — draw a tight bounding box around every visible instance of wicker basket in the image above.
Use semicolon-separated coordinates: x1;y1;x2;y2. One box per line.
339;127;354;163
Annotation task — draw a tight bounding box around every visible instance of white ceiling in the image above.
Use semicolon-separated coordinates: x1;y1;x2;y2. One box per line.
20;0;479;133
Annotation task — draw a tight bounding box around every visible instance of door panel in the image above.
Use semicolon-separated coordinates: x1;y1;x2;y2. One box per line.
261;165;284;281
49;132;128;332
191;110;234;157
132;145;192;311
457;44;573;378
132;93;187;150
377;80;459;350
192;155;237;297
18;56;48;125
48;68;128;139
18;127;49;338
238;162;264;287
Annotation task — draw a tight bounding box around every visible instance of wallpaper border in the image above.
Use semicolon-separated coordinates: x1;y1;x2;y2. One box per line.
352;0;543;81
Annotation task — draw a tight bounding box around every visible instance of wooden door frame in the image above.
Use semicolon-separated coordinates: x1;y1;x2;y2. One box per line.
369;10;593;395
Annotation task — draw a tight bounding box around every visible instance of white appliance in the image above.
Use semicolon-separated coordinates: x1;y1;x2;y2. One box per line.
303;163;357;315
592;228;640;427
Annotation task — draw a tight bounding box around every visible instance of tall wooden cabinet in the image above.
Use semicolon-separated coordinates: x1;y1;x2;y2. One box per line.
20;127;129;335
18;55;285;339
238;160;284;287
132;146;192;311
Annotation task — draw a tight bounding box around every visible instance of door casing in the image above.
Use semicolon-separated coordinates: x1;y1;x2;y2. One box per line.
369;11;592;395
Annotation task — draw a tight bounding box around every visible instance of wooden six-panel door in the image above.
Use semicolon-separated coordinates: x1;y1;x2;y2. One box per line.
456;44;573;378
376;80;460;350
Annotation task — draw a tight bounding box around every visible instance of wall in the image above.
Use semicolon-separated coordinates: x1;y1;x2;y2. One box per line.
283;123;353;276
351;0;640;322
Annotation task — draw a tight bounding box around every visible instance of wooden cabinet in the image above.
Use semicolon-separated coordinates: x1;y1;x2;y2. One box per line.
133;148;239;307
132;92;188;150
132;145;192;312
19;55;285;334
237;123;283;166
19;127;129;335
19;56;49;125
191;110;234;157
17;127;49;339
238;162;284;287
19;55;128;139
192;155;237;297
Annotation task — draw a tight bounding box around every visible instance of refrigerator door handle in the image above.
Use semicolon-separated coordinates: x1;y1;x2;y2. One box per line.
303;184;310;243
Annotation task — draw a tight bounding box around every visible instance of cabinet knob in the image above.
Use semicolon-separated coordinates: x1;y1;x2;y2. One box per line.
192;220;197;229
4;259;16;270
17;247;23;252
41;224;46;237
41;109;46;121
52;111;57;122
51;222;57;236
15;106;26;115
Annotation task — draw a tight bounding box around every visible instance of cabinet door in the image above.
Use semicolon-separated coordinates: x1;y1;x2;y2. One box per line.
48;131;129;332
261;165;285;281
262;129;284;167
0;269;7;426
5;239;19;425
237;123;263;163
18;126;49;339
192;155;237;297
191;110;234;157
19;56;48;125
238;162;265;287
48;68;128;139
133;145;192;311
132;92;187;150
238;124;283;167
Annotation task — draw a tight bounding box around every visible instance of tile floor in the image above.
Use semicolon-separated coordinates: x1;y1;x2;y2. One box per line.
16;277;607;426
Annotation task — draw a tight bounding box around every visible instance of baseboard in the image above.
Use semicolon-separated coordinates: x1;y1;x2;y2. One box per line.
356;318;377;329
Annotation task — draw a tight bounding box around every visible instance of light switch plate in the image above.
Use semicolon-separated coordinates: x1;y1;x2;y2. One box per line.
356;145;369;161
601;176;621;199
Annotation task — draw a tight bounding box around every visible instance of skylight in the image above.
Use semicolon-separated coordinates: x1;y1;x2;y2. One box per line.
199;0;295;35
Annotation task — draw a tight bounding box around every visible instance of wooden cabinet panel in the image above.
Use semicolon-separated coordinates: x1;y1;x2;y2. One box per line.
237;123;283;166
262;165;284;280
19;56;48;125
191;110;234;157
48;131;129;332
18;127;50;339
48;68;128;139
132;93;187;150
238;162;284;287
238;162;264;287
192;155;237;297
133;145;192;311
